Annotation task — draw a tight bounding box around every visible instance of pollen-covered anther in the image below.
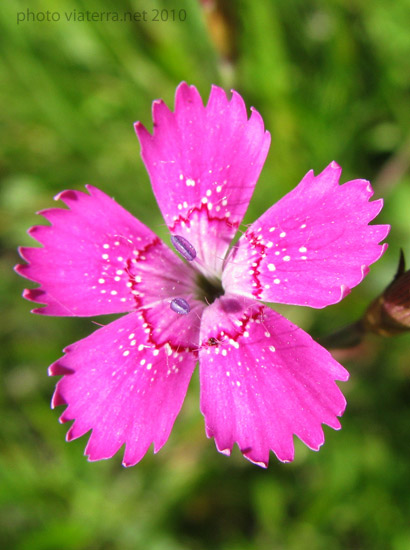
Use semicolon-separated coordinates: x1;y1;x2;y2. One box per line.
170;297;191;315
171;235;197;261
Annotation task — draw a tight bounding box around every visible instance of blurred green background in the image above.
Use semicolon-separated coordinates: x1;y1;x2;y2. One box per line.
1;0;410;548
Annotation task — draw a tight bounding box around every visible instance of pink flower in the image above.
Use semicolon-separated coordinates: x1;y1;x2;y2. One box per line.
16;83;389;467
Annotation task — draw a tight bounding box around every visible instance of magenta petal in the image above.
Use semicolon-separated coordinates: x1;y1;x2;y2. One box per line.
15;185;189;316
142;298;204;350
223;162;390;308
135;83;271;272
50;313;197;465
199;295;348;466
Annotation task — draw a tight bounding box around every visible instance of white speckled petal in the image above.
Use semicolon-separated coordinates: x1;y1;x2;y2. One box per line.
50;312;197;466
16;185;193;316
199;295;348;467
222;162;389;308
135;82;270;274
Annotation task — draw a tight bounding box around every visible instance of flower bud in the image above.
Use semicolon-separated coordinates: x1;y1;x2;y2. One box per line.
363;251;410;336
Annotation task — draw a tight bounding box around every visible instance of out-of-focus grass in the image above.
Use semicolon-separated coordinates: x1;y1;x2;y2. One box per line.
1;0;410;549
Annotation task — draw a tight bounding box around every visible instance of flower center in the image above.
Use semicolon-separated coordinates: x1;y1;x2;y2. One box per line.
195;272;224;304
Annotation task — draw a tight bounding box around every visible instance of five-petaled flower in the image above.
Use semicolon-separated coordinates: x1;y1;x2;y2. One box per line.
16;83;389;467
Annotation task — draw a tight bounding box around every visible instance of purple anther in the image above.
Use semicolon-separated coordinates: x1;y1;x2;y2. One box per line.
170;297;191;315
171;235;197;261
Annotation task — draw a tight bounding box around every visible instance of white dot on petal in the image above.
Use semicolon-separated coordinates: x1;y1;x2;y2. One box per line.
274;278;281;284
98;278;105;284
269;345;276;352
299;246;307;253
283;256;291;262
103;244;109;249
102;254;109;260
280;231;286;238
123;350;130;357
268;263;276;271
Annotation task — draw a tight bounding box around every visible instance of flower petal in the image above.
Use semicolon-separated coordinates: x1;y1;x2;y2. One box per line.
223;162;390;308
16;185;193;316
50;313;197;466
135;82;271;274
140;295;204;351
199;295;348;466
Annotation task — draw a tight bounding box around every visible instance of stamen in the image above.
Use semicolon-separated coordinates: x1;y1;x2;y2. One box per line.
170;297;191;315
171;235;197;261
